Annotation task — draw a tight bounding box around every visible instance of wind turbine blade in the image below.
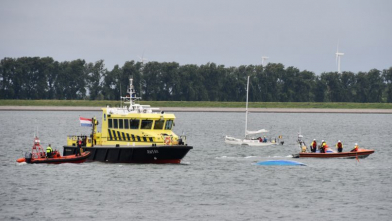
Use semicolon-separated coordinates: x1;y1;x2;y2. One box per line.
337;39;340;52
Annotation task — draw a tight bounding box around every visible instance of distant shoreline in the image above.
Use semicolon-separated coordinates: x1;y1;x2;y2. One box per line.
1;106;392;114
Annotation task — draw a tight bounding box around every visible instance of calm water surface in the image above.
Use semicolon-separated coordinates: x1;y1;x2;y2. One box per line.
0;111;391;220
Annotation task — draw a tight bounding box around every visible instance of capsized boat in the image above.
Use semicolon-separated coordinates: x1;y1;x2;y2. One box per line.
224;76;282;146
63;78;192;164
292;133;375;158
16;137;91;164
256;160;306;166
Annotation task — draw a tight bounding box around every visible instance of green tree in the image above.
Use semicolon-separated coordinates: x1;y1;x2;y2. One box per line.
340;72;356;102
0;57;16;99
321;72;345;102
367;69;384;102
383;67;392;102
102;65;121;100
86;60;105;100
263;63;284;102
55;59;86;99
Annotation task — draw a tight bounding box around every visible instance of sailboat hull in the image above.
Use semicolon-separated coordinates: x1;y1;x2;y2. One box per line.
224;136;278;146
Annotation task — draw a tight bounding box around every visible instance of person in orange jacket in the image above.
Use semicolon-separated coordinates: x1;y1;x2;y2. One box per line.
336;140;343;153
310;139;317;152
351;143;359;152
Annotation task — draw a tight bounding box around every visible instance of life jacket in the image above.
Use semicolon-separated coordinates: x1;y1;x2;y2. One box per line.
337;142;342;148
311;141;317;148
46;146;52;153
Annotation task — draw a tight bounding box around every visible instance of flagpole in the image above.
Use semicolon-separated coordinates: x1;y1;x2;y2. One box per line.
91;117;94;147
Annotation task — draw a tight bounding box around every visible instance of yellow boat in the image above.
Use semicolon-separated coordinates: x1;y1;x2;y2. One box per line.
63;79;192;164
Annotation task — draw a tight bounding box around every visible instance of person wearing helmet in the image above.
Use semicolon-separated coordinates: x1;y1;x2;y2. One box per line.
336;140;343;153
320;140;327;153
310;139;317;152
351;143;359;152
46;144;53;158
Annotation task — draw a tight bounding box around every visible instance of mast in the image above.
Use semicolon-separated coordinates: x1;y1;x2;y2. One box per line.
245;76;250;137
121;78;141;109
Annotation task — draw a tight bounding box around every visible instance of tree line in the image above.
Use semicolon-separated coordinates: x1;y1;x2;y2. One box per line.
1;57;392;102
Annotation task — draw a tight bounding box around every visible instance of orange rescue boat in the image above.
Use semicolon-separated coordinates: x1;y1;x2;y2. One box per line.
17;137;90;164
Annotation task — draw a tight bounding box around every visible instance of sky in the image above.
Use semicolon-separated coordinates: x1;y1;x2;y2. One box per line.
1;0;391;74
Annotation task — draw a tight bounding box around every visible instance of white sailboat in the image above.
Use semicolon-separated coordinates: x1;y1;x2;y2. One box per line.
224;76;279;146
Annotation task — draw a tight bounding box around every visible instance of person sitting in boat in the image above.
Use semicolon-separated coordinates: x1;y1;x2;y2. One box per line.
351;143;359;152
310;139;317;152
263;136;267;143
336;140;343;153
258;137;263;142
46;144;53;158
320;140;326;153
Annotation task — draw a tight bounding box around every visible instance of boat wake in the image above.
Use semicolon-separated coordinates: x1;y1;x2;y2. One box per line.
16;162;27;166
216;155;294;161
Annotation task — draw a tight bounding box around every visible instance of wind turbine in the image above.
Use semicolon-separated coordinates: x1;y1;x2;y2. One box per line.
335;45;344;73
138;53;148;65
261;56;269;66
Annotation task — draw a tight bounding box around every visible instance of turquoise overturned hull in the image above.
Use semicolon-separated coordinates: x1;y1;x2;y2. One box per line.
256;160;306;166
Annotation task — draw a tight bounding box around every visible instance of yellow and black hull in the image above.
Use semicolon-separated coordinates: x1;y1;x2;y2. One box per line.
63;145;192;164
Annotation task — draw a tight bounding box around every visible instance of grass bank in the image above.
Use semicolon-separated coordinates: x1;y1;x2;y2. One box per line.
1;100;392;109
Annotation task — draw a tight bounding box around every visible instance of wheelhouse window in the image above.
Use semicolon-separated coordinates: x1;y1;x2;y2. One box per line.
165;120;173;130
130;119;140;129
119;119;123;129
108;119;113;128
124;119;129;129
154;120;165;130
113;119;118;129
141;120;153;129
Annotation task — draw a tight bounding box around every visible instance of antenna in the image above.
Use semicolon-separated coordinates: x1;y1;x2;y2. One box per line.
335;42;344;73
261;56;269;66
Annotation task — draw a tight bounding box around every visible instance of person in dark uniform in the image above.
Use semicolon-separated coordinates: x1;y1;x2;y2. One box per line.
76;139;82;156
320;140;326;153
336;140;343;153
310;139;317;152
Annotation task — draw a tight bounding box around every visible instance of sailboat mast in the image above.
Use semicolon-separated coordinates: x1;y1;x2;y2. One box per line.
245;76;249;137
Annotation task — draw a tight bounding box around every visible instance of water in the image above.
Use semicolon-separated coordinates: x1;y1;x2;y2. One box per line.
1;111;391;220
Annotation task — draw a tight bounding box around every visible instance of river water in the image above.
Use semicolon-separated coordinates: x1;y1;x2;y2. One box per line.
0;111;391;220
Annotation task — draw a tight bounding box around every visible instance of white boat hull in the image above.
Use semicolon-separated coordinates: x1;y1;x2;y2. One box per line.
225;136;278;147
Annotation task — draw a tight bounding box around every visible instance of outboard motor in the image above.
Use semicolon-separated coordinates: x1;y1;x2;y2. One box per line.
25;152;32;163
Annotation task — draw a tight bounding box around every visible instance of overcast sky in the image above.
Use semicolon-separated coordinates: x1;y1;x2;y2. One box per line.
1;0;391;74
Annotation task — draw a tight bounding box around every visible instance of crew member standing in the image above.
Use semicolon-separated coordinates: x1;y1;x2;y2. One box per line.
336;140;343;153
310;139;317;152
46;144;53;158
76;139;82;156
